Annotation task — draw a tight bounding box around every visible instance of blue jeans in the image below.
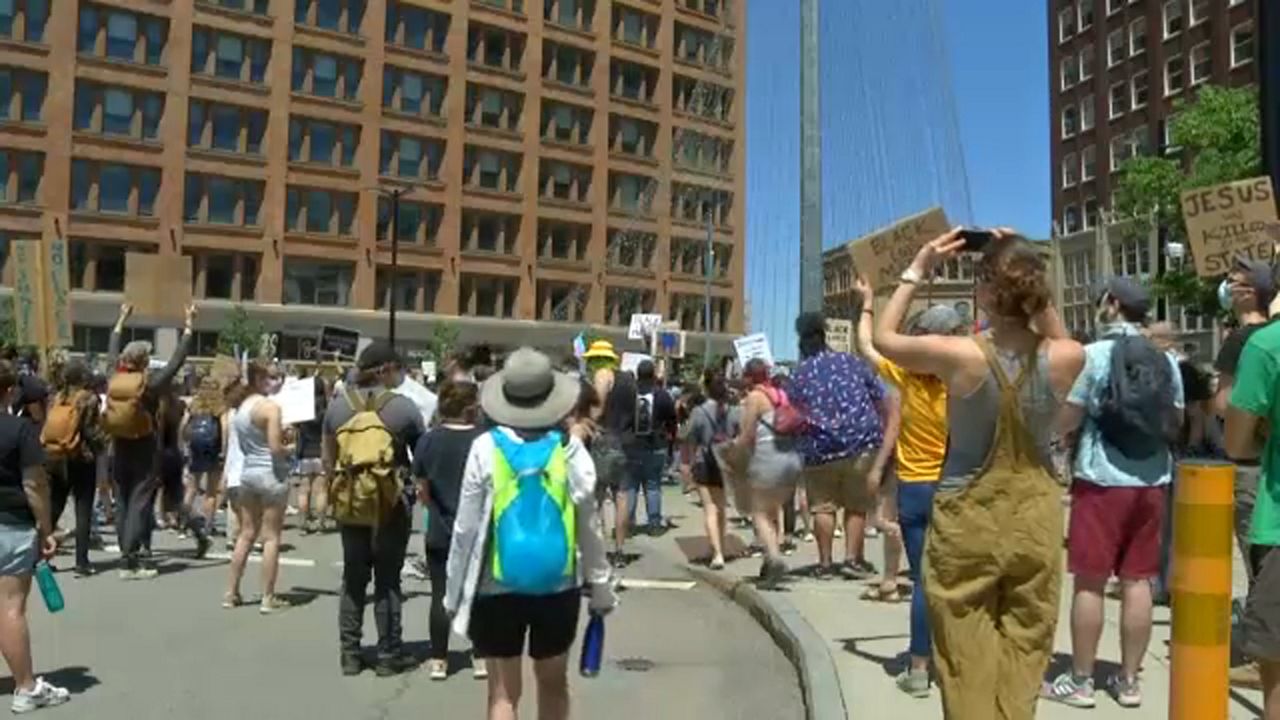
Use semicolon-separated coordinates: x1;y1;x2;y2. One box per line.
625;448;666;528
899;481;937;659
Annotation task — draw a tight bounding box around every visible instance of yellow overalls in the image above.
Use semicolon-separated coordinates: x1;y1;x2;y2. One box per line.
923;336;1063;719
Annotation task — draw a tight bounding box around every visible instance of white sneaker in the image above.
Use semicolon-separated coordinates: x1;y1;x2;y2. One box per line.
11;677;70;713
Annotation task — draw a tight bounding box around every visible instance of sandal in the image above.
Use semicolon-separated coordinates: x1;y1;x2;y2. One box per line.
861;585;904;603
222;592;243;609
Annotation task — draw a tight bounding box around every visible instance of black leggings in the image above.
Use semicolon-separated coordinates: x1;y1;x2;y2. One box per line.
50;459;97;568
426;550;450;660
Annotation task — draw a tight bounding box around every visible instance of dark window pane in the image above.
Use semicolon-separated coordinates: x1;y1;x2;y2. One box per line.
190;29;208;73
316;0;340;30
183;174;201;221
144;18;165;65
138;168;159;215
16;153;38;203
77;6;97;52
97;246;125;291
241;255;259;300
310;121;335;163
0;152;8;199
340;126;356;165
294;0;310;24
105;13;136;61
211;104;239;150
188;101;205;146
73;83;93;130
243;181;261;225
26;0;48;42
305;190;331;233
18;71;42;121
99;164;131;212
70;160;88;210
249;40;268;83
285;187;299;230
103;87;132;135
215;34;243;79
287;118;302;160
208;176;237;223
336;193;354;234
312;54;337;96
246;111;265;154
205;254;234;299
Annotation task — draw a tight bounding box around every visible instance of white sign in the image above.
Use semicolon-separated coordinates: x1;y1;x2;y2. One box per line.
276;376;316;426
393;376;439;425
733;333;774;366
627;313;664;341
420;361;437;384
825;319;854;354
356;336;374;361
620;352;652;375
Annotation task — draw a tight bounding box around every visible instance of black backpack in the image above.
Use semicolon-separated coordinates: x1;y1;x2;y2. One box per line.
1096;335;1180;459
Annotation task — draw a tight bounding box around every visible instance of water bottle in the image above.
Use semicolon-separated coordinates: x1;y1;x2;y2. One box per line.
34;563;64;614
579;613;605;677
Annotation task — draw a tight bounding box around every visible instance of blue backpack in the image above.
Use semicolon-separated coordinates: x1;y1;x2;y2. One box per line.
489;430;576;594
188;414;221;456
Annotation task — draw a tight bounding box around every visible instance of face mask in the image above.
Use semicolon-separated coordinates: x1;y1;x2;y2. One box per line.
1218;279;1234;312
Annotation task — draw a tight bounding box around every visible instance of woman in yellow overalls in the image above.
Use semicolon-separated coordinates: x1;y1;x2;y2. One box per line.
873;229;1085;719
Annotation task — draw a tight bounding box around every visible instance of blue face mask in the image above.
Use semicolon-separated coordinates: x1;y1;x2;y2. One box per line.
1218;279;1234;312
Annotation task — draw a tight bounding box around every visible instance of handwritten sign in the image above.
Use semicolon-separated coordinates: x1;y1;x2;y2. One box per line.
392;376;438;425
125;253;192;322
651;328;686;358
848;207;951;290
276;376;316;426
44;237;72;347
825;319;854;354
620;352;652;374
627;313;664;341
733;333;773;367
1181;176;1279;277
11;241;42;347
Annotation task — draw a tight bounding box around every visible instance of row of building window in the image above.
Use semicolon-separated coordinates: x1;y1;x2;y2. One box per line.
1059;0;1247;46
1060;19;1253;95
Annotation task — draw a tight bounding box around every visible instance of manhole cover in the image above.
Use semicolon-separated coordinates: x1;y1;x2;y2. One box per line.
615;658;655;672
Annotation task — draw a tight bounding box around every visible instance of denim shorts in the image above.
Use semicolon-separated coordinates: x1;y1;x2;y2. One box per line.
0;523;37;576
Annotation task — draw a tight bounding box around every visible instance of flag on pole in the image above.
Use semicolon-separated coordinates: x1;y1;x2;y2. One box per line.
572;333;587;358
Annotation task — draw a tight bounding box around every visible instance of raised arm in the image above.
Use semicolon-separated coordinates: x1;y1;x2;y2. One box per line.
106;303;133;370
874;230;973;378
149;305;197;391
853;276;884;367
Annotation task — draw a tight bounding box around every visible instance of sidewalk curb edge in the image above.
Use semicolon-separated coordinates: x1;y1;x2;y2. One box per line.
686;566;847;720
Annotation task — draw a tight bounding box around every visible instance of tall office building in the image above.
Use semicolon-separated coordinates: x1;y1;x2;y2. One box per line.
0;0;745;358
1050;0;1256;235
1049;0;1257;349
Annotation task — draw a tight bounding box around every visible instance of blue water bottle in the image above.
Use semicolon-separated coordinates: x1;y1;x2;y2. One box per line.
579;613;605;677
34;563;64;614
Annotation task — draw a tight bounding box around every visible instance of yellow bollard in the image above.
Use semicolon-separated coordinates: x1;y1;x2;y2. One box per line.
1169;460;1234;720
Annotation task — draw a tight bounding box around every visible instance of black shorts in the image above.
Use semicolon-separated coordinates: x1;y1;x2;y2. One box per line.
469;590;581;660
1244;545;1280;662
693;447;723;488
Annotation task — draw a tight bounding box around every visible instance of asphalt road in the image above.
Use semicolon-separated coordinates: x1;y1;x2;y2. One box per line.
19;505;804;720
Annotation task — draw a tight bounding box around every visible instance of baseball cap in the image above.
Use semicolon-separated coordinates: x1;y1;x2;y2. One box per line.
1098;277;1151;318
356;340;402;371
913;305;964;335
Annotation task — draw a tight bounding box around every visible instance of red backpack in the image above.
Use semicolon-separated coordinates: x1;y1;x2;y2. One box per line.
761;386;807;436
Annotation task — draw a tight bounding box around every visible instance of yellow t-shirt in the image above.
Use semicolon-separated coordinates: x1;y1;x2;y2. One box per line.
877;358;948;482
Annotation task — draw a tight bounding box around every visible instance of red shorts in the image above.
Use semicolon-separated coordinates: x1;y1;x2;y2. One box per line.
1067;481;1166;581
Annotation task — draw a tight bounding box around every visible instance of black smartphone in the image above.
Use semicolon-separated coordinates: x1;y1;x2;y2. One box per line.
958;229;996;253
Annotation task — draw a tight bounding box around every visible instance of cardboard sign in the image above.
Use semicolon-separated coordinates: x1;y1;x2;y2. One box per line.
11;241;42;347
319;326;360;359
125;253;192;322
651;328;686;358
627;313;664;340
276;376;316;426
44;237;72;347
825;319;854;354
733;333;773;366
620;352;652;374
848;207;951;290
1180;176;1279;277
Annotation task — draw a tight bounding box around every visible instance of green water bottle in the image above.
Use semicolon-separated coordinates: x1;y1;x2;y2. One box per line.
35;563;64;613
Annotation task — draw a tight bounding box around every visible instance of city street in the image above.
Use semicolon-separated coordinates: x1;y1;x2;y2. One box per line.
21;509;803;720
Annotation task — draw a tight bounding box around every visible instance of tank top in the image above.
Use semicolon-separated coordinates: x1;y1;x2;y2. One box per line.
939;336;1059;491
234;397;287;482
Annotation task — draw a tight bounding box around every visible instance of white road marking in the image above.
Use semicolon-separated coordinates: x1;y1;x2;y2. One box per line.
618;578;696;591
204;552;317;568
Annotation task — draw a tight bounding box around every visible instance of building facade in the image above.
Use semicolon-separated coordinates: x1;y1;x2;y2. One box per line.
1050;0;1256;235
0;0;745;358
823;244;979;333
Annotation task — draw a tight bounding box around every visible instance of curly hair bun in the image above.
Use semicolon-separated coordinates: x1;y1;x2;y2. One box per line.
980;238;1050;320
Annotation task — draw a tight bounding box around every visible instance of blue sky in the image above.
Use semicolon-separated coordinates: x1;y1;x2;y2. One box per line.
745;0;1050;356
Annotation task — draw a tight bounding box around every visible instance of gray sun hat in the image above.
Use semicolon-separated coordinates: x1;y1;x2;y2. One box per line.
480;347;580;430
912;305;965;335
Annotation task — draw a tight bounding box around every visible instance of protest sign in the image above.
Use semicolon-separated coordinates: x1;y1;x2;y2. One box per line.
393;376;439;425
319;326;360;358
825;319;854;353
627;313;664;340
1180;176;1278;277
11;241;42;348
420;361;437;384
275;376;316;426
620;352;652;374
733;333;773;366
651;328;686;358
43;237;72;347
125;253;192;322
848;207;951;290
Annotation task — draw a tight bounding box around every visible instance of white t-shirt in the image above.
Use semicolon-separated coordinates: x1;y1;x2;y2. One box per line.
222;410;244;489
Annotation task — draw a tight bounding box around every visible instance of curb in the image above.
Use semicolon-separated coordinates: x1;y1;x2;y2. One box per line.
687;566;847;720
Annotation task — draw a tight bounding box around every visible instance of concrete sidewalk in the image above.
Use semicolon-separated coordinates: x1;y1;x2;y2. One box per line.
642;488;1265;719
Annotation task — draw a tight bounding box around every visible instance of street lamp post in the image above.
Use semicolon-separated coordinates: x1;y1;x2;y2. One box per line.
704;210;713;368
385;188;403;347
1262;0;1280;211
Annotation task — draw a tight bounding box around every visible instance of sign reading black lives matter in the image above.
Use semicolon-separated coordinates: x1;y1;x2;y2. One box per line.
849;207;951;291
1180;176;1278;278
319;325;360;359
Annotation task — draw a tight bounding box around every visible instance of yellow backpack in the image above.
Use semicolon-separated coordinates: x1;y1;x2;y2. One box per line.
331;389;400;527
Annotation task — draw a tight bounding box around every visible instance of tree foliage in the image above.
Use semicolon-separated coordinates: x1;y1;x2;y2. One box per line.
1111;85;1262;315
425;321;460;362
216;305;265;357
